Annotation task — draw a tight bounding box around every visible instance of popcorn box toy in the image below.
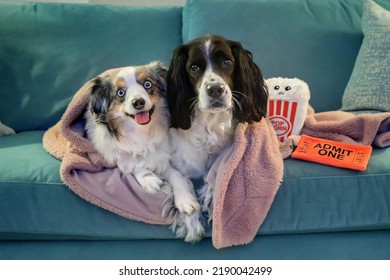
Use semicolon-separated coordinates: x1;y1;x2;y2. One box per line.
266;77;311;142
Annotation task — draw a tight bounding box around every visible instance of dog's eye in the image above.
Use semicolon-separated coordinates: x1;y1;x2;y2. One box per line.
274;85;280;90
117;89;126;97
223;59;233;67
285;86;291;91
143;80;153;89
190;64;200;73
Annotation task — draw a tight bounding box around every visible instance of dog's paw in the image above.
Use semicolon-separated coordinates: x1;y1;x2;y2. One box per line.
0;121;15;136
198;184;214;219
170;211;205;243
175;194;200;216
136;171;163;194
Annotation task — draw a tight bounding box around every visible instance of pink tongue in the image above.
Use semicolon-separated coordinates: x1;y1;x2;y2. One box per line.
135;111;150;125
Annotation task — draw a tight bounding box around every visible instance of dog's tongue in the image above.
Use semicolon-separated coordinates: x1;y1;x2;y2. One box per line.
135;111;150;125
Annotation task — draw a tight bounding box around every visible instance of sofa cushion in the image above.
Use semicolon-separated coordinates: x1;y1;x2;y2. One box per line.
342;0;390;113
262;150;390;234
0;131;175;240
182;0;390;113
0;3;182;132
1;132;390;241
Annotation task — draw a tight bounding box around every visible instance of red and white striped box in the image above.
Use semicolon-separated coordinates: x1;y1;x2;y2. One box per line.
268;99;308;142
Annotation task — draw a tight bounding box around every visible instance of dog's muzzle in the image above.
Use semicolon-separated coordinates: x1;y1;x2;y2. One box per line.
132;98;146;110
125;100;155;125
205;82;231;110
206;83;226;99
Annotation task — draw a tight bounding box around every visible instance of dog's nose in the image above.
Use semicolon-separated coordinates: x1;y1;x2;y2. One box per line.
207;83;225;98
132;98;145;110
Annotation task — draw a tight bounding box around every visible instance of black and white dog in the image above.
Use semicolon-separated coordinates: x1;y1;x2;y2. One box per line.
85;62;203;242
167;35;268;231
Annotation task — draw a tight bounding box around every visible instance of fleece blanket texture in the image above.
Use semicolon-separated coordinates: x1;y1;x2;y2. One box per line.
302;106;390;147
207;121;283;248
42;68;284;249
280;106;390;158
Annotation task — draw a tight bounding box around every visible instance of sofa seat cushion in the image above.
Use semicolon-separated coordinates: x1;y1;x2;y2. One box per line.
261;149;390;234
0;131;175;240
1;131;390;241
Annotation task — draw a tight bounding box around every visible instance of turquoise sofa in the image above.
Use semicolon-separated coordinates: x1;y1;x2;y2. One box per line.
1;0;389;259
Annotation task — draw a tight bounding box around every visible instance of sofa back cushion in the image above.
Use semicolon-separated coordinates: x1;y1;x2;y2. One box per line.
0;3;182;132
183;0;389;112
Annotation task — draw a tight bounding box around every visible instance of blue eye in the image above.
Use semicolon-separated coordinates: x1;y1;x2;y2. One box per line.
117;89;126;97
143;80;152;89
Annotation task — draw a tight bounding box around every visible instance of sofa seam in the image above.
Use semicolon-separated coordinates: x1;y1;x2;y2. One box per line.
283;173;390;181
0;181;63;186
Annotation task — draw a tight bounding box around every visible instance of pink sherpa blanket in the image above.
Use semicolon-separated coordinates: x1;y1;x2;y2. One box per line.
207;122;283;248
280;106;390;158
43;68;284;249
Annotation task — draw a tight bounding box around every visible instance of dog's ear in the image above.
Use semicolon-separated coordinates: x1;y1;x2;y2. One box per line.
167;45;196;129
148;61;168;95
89;76;118;136
90;77;112;118
229;41;268;123
149;61;168;80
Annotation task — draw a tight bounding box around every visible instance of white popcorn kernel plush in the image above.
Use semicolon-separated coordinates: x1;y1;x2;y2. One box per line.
266;77;310;142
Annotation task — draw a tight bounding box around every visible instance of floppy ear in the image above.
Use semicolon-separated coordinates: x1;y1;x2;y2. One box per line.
90;76;112;119
229;41;268;123
167;45;196;129
89;76;118;136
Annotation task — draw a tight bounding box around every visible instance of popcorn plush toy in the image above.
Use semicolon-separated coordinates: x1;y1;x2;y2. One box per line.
266;77;310;142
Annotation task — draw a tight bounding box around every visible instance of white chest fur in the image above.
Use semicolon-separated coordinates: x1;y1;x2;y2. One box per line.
169;109;235;178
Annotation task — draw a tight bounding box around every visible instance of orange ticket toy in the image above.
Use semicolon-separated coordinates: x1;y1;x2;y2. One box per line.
291;135;372;171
